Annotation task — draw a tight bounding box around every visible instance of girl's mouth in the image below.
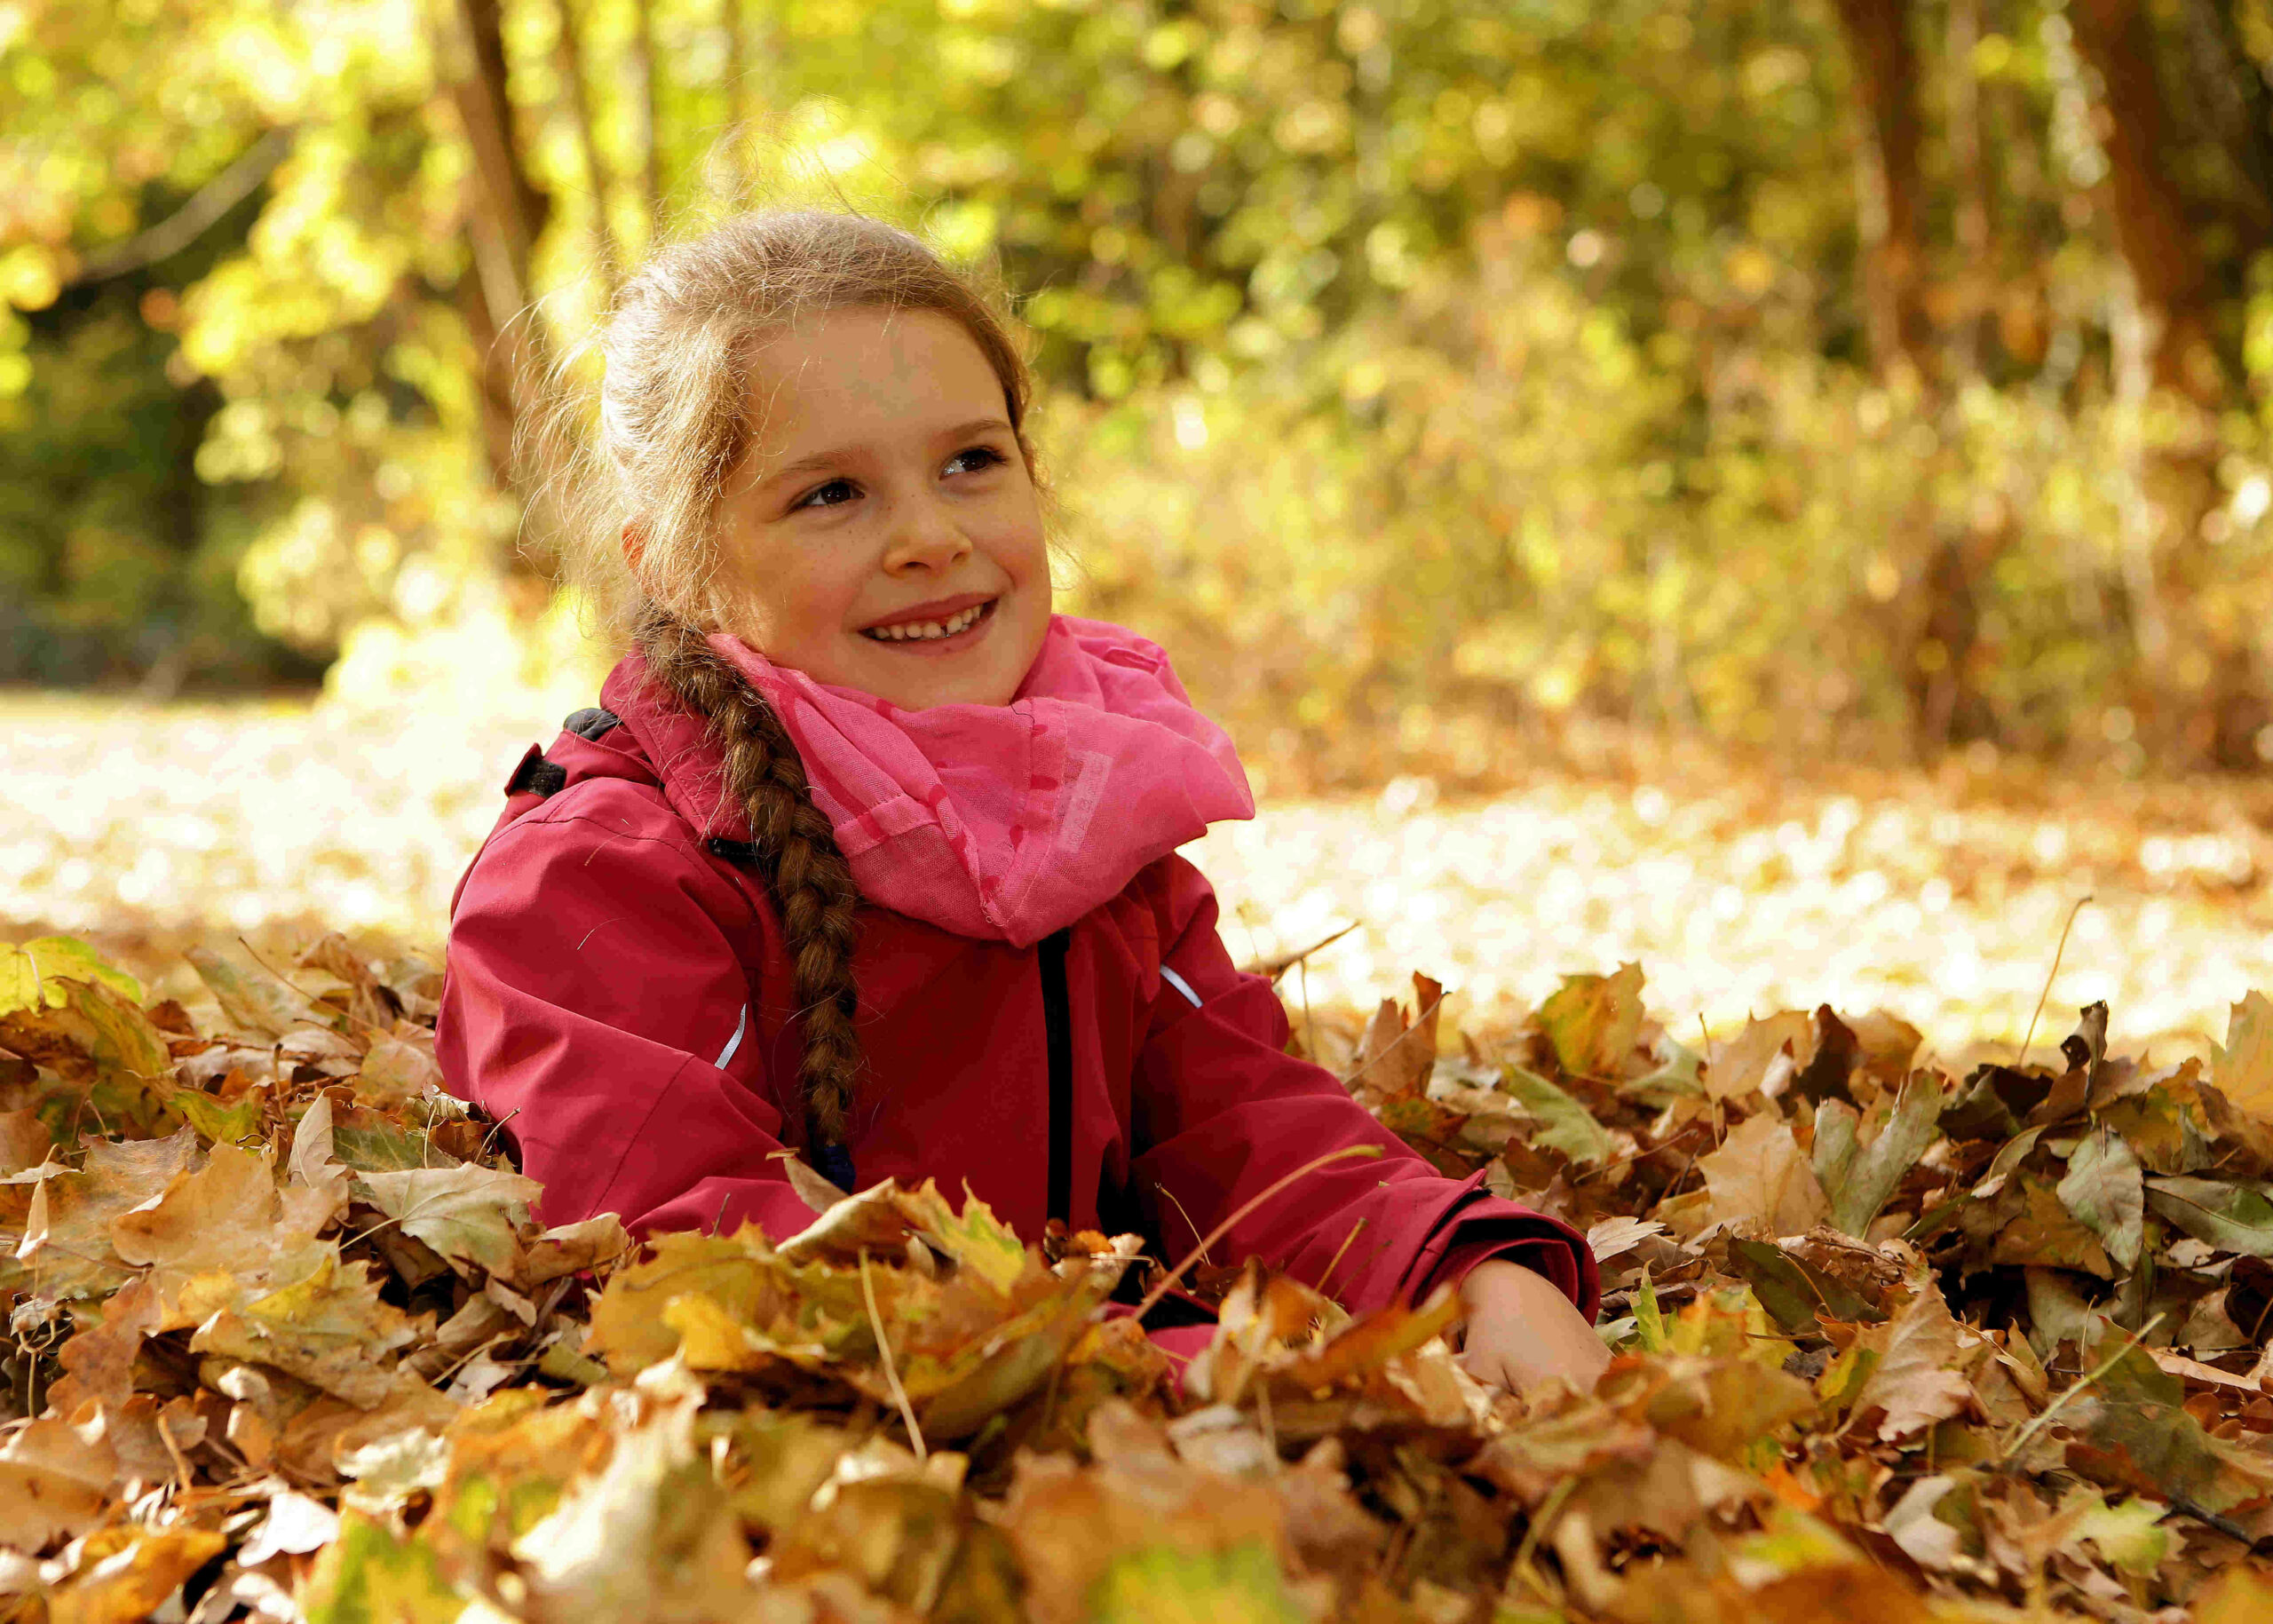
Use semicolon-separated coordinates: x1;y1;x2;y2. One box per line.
858;597;998;652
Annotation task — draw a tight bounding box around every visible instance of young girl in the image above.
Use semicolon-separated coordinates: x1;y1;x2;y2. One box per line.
436;210;1605;1393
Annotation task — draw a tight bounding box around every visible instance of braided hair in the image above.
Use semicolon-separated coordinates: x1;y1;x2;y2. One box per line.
637;612;865;1170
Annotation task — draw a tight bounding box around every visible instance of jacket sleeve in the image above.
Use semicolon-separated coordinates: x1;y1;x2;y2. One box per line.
435;799;825;1243
1126;856;1601;1321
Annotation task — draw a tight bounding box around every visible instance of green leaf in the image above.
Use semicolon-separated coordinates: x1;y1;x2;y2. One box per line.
1536;963;1644;1078
1972;1125;2045;1200
1635;1269;1668;1353
1825;1077;1945;1238
2064;1490;2170;1577
2142;1176;2273;1257
1727;1239;1881;1335
1500;1066;1616;1167
0;937;141;1016
2056;1128;2145;1271
1088;1541;1307;1624
1624;1037;1705;1103
907;1184;1030;1297
186;944;313;1042
302;1509;466;1624
173;1085;266;1147
359;1164;543;1278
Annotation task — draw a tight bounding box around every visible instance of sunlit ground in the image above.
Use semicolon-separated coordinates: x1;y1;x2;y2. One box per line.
5;691;2270;1062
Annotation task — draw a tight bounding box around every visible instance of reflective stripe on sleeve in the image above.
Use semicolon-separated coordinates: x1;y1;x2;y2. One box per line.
1159;965;1203;1009
716;1003;749;1069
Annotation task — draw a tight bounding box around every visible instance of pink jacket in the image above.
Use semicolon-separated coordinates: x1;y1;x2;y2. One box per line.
435;619;1597;1322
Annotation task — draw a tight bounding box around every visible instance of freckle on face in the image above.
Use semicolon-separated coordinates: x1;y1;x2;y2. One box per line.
709;306;1054;710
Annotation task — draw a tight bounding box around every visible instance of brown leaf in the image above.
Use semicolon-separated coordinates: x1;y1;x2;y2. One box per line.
47;1273;163;1416
1707;1010;1814;1103
1849;1284;1976;1442
1699;1113;1830;1235
0;1414;119;1548
1346;971;1443;1099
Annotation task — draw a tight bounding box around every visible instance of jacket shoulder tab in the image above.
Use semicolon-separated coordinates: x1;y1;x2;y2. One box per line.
503;744;569;799
563;706;623;741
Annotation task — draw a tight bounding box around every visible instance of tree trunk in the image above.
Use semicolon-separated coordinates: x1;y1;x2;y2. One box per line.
1945;0;1992;374
2070;0;2257;764
445;0;554;572
1829;0;1931;378
632;0;667;244
2180;0;2273;241
451;0;548;314
554;0;617;291
2067;0;2222;402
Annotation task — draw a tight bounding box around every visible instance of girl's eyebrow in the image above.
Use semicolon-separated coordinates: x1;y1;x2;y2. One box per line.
758;416;1015;487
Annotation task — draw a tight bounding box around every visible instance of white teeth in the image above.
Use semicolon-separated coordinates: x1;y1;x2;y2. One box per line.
866;602;988;642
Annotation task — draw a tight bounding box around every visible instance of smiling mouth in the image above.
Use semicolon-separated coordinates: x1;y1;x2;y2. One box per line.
859;598;998;644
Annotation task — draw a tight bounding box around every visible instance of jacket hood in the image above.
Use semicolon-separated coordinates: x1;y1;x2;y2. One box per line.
598;614;1255;946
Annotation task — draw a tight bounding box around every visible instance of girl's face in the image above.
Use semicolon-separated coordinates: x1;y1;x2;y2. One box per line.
708;305;1052;710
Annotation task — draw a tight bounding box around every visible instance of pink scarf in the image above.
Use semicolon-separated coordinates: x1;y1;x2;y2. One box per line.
705;616;1255;947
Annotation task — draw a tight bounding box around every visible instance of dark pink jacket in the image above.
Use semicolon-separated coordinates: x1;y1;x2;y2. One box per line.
435;642;1597;1321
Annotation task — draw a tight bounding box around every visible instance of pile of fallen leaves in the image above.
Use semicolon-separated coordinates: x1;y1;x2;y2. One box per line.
5;936;2273;1622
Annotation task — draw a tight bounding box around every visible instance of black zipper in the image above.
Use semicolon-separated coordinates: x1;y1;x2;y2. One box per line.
1039;927;1073;1224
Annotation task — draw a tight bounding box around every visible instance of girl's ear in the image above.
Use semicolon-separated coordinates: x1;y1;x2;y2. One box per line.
621;517;651;582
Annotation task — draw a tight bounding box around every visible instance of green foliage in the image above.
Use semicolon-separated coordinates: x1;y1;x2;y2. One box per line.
5;0;2273;765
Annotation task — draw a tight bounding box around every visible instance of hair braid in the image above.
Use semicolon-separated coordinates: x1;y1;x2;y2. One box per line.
636;612;866;1162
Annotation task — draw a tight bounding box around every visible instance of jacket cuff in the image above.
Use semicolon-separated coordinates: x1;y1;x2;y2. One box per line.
1404;1177;1602;1321
1417;1232;1588;1311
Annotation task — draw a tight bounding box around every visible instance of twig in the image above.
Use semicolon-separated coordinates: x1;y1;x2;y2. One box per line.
71;128;296;282
1992;1312;2163;1469
859;1250;926;1462
2012;895;2093;1068
1316;1217;1369;1300
2166;1493;2269;1549
478;1106;522;1164
236;936;390;1042
1158;1185;1213;1266
1240;922;1359;984
1132;1145;1384;1323
1300;957;1319;1063
1509;1476;1576;1603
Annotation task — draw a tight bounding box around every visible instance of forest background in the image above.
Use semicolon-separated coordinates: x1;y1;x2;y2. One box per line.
12;0;2273;773
10;0;2273;1050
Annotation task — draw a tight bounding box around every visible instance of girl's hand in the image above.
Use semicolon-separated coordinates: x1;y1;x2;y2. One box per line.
1450;1258;1612;1395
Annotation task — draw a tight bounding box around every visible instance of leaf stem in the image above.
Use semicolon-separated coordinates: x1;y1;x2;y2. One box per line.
1992;1311;2163;1470
2012;894;2093;1069
859;1249;926;1462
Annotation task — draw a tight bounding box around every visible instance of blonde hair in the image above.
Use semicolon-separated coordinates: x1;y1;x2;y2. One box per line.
530;209;1044;1184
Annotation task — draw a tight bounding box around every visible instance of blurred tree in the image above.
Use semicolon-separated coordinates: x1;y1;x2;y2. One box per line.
4;0;2273;778
1832;0;1933;376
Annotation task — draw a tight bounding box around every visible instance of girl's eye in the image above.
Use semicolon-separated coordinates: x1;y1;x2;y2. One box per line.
946;445;1007;477
794;478;859;511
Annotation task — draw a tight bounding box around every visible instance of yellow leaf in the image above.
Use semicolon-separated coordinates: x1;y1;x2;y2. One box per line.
0;937;141;1016
2214;990;2273;1121
46;1526;226;1624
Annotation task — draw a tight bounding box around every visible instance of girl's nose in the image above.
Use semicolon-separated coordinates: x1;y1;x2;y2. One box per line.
883;495;974;574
